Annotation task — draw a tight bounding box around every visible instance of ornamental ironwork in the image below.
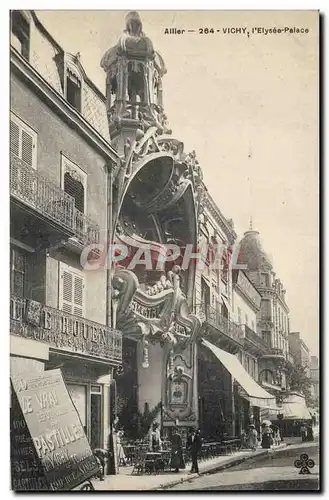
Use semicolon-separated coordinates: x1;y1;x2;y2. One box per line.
10;295;122;363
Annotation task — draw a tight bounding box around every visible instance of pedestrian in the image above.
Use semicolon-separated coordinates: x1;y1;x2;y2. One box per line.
170;428;185;473
247;424;258;451
270;424;280;446
150;422;162;452
306;424;314;442
300;422;307;442
187;427;202;473
116;430;127;466
261;426;273;449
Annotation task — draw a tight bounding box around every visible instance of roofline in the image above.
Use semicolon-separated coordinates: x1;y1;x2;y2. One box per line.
30;10;106;102
232;269;262;299
11;48;119;164
203;189;237;244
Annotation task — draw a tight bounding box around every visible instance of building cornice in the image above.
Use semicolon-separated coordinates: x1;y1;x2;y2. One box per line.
203;191;237;245
233;283;260;313
11;48;119;166
276;292;290;313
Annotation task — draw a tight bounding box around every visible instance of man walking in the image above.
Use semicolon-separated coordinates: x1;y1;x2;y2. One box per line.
187;428;202;474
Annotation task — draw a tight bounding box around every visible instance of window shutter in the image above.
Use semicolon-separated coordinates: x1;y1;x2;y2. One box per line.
21;130;34;167
62;271;73;314
10;120;20;157
73;275;84;317
60;265;84;317
10;114;37;169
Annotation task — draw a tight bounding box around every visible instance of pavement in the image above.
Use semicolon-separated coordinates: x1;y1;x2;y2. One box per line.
170;439;320;491
92;442;287;491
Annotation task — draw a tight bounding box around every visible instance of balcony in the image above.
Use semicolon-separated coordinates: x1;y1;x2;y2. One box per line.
194;304;244;347
244;325;270;354
10;155;100;247
10;295;122;364
260;347;286;361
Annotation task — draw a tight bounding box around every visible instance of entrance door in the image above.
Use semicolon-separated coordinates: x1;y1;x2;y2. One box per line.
90;385;103;450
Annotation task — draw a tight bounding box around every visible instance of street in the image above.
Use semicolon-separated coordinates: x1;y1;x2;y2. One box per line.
170;439;320;491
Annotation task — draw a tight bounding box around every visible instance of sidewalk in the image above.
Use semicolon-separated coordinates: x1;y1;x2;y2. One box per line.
92;443;286;491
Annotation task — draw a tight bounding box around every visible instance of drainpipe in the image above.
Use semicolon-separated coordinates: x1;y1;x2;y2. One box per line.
106;163;114;475
106;165;113;329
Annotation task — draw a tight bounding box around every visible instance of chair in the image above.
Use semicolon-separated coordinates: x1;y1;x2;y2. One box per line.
131;449;148;475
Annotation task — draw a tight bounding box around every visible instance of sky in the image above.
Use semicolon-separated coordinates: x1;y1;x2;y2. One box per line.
36;10;319;355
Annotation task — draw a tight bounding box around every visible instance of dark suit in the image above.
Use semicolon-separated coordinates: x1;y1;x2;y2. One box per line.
187;432;202;473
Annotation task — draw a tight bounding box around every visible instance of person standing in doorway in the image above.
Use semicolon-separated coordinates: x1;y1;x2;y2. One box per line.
187;428;202;474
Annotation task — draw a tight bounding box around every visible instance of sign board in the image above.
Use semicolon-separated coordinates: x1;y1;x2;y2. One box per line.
10;369;99;491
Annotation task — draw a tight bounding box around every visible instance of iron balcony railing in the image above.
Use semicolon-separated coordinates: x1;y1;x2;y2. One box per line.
194;304;244;345
10;295;122;363
10;155;100;245
244;324;270;351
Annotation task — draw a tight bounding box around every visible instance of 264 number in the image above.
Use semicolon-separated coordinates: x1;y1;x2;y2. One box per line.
199;28;215;34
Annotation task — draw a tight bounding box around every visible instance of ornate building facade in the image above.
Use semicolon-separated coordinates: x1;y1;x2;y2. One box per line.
10;10;307;451
237;224;292;400
100;11;203;435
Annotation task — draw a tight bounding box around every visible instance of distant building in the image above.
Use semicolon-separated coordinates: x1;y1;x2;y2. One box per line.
310;356;319;401
237;223;291;399
288;332;311;375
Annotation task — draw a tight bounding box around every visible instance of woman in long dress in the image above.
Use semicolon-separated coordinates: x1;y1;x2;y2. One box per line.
247;425;258;451
116;430;127;466
170;428;185;472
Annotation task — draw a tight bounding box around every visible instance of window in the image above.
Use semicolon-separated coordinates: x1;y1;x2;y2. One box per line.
261;299;271;320
246;356;250;374
11;246;27;297
261;331;269;345
10;113;37;168
59;263;85;317
66;68;82;112
245;313;248;326
237;307;241;325
251;320;255;331
261;273;270;287
61;154;86;213
11;11;30;61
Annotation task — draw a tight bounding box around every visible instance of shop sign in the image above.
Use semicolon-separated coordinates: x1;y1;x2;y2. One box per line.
10;369;99;491
131;300;164;319
10;300;122;362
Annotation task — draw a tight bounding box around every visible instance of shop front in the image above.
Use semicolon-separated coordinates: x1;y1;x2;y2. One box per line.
10;295;123;451
200;339;275;438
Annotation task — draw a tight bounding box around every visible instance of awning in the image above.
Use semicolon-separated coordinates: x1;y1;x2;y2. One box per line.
202;339;275;408
266;402;312;421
